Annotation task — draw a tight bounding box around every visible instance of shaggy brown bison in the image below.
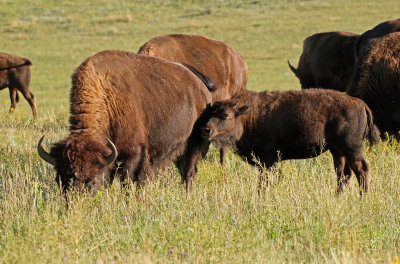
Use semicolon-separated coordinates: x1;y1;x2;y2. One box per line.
355;18;400;61
38;50;213;193
288;31;359;91
348;32;400;137
201;89;380;194
138;34;248;164
0;53;36;118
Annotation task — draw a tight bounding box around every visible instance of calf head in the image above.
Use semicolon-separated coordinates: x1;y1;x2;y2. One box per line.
38;135;118;193
201;100;250;144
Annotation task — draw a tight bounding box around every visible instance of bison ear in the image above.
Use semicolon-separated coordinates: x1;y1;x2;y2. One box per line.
235;105;251;117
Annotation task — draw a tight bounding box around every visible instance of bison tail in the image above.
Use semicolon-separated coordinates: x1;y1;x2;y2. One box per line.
183;63;217;92
287;60;299;78
365;106;380;150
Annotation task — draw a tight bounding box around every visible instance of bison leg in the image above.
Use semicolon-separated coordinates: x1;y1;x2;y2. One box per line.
176;139;210;192
8;87;18;113
122;146;152;188
19;89;37;118
219;146;227;166
346;154;370;195
331;150;352;194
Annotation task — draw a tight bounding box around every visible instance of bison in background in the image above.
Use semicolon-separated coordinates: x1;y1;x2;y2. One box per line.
347;32;400;137
0;53;37;118
201;89;380;194
38;50;213;193
288;31;359;91
138;34;248;165
355;18;400;62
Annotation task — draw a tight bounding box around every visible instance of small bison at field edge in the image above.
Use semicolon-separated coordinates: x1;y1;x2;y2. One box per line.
348;32;400;137
0;53;36;118
138;34;249;165
38;50;213;193
201;89;380;194
288;31;359;91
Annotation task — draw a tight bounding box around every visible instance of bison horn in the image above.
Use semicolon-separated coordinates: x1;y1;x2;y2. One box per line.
37;135;56;166
104;138;118;165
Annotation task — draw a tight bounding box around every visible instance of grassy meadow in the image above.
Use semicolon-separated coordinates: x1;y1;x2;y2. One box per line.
1;0;400;263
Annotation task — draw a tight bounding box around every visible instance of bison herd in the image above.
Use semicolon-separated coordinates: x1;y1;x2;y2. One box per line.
2;18;400;197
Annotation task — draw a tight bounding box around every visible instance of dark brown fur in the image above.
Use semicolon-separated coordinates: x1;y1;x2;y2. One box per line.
355;18;400;61
347;32;400;137
45;50;212;192
201;89;380;194
138;34;248;165
288;31;359;91
0;53;36;118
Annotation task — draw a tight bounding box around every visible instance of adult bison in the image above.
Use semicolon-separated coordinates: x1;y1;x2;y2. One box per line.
0;53;37;118
288;31;359;91
355;18;400;61
347;32;400;137
138;34;248;164
38;50;213;193
201;89;380;194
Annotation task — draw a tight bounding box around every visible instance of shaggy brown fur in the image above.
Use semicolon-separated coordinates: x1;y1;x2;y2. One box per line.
347;32;400;136
0;53;36;118
355;18;400;61
201;89;380;194
138;34;248;165
288;31;359;91
40;50;213;192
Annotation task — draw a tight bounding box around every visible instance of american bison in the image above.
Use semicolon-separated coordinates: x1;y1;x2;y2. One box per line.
347;32;400;137
355;18;400;61
138;34;248;164
201;89;380;194
288;31;359;91
38;50;213;193
0;53;37;118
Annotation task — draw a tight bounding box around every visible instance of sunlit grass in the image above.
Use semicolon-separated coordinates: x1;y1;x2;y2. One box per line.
1;0;400;263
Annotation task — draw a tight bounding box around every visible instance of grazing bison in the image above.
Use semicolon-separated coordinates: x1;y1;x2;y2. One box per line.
0;53;36;118
288;31;359;91
348;32;400;137
38;50;213;193
355;18;400;61
201;89;380;194
138;34;248;164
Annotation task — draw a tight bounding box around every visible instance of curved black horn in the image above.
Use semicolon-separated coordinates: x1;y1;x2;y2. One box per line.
104;138;118;165
37;135;56;165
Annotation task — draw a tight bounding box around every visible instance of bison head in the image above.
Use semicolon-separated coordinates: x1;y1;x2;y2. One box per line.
200;100;250;144
38;135;117;192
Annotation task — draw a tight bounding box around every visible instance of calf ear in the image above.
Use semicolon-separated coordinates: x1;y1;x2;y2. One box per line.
235;105;251;117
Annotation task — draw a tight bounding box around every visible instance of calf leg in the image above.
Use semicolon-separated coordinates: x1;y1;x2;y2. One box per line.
331;150;352;194
346;154;370;195
19;89;37;118
219;146;227;166
8;87;18;112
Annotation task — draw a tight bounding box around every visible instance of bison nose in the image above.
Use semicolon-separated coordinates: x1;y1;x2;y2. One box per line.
201;127;211;137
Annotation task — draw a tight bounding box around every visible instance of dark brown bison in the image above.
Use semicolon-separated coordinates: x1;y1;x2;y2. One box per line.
348;32;400;137
0;53;36;118
201;89;380;194
288;31;359;91
38;50;213;193
355;18;400;61
138;34;248;164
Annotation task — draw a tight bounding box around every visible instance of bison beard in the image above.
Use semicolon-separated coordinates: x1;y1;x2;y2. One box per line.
38;50;213;193
201;89;380;195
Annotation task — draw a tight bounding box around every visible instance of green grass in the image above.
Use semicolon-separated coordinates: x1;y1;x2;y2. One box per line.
1;0;400;263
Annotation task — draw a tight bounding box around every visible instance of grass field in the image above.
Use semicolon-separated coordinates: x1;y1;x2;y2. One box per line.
1;0;400;263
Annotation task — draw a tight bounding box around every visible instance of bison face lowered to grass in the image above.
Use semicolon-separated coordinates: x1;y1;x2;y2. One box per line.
201;89;380;194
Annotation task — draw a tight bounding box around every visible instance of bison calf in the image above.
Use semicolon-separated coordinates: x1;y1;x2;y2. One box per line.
0;53;36;118
201;89;380;194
